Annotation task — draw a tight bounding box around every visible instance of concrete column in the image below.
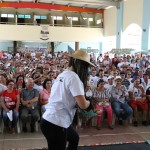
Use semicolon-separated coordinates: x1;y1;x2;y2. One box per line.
68;18;72;27
75;42;80;50
13;41;17;55
51;16;54;26
141;0;150;50
116;2;123;49
15;13;18;25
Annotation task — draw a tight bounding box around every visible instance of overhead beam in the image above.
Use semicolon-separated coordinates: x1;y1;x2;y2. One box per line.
50;0;118;7
0;2;104;13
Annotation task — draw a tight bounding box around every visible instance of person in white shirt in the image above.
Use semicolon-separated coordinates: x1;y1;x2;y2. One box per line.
104;75;114;90
31;52;36;58
97;69;108;83
119;57;130;71
89;70;99;90
0;83;7;94
40;50;95;150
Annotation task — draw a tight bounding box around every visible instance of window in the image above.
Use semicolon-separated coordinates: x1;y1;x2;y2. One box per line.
8;14;14;18
1;14;7;18
18;15;25;18
41;16;47;19
72;17;78;21
57;16;63;20
36;15;41;19
89;18;93;22
52;16;57;20
97;19;101;24
25;15;31;19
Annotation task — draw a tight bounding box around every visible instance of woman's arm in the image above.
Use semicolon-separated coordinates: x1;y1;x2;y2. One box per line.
39;92;48;105
15;94;20;112
75;95;90;110
1;96;9;112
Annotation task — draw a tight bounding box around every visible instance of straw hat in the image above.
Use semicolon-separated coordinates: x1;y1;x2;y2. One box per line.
69;50;95;67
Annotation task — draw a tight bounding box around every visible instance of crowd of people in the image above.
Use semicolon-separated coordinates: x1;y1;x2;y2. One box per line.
0;50;150;134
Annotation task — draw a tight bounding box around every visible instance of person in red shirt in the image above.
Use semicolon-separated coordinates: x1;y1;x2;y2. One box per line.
1;80;20;133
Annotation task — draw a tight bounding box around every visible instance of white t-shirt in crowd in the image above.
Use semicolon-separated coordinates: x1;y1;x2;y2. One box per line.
89;75;99;89
104;84;113;90
0;84;7;94
43;70;84;128
128;84;143;99
98;76;108;83
33;84;43;92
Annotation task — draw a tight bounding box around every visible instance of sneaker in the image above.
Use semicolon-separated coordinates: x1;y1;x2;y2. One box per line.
96;125;101;130
119;119;123;125
23;126;27;132
30;124;35;132
133;121;138;127
6;127;11;133
108;125;114;130
10;128;16;134
142;121;148;126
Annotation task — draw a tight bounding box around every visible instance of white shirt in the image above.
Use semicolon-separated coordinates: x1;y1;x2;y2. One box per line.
0;84;7;94
89;75;99;89
31;52;36;57
128;84;143;99
104;84;113;90
43;70;84;128
98;76;108;83
33;84;43;92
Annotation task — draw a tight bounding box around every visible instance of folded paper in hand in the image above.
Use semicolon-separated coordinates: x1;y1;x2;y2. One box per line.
7;110;13;121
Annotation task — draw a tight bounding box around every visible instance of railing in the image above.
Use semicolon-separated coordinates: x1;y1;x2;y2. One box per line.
0;22;103;28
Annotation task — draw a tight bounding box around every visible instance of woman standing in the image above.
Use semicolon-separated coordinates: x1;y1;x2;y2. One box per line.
40;50;95;150
1;80;20;133
93;79;113;130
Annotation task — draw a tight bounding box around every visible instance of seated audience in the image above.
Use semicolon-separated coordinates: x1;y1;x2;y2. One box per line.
110;76;133;125
15;75;26;92
39;79;51;113
128;77;148;126
93;79;113;130
20;78;40;132
1;79;20;133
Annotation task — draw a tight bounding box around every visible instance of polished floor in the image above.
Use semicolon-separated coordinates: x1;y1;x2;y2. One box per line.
1;120;150;150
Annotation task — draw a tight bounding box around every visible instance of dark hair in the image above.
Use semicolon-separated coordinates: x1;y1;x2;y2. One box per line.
36;66;43;74
98;69;104;73
43;79;51;89
16;75;26;88
6;79;14;86
97;79;104;87
69;57;89;89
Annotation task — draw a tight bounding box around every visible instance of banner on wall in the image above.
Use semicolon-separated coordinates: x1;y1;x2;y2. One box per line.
40;25;49;40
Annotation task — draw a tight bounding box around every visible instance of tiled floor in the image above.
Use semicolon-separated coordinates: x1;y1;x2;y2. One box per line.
1;122;150;150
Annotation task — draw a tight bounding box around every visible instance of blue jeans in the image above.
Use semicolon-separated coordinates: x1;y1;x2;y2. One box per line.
111;101;133;120
2;109;19;128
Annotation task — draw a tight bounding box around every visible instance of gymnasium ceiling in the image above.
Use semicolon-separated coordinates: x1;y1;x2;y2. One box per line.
0;0;123;9
0;0;123;14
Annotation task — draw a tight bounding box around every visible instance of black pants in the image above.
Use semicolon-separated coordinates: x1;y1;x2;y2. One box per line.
40;119;79;150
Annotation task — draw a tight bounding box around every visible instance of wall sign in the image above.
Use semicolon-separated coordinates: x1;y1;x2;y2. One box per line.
40;25;49;40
